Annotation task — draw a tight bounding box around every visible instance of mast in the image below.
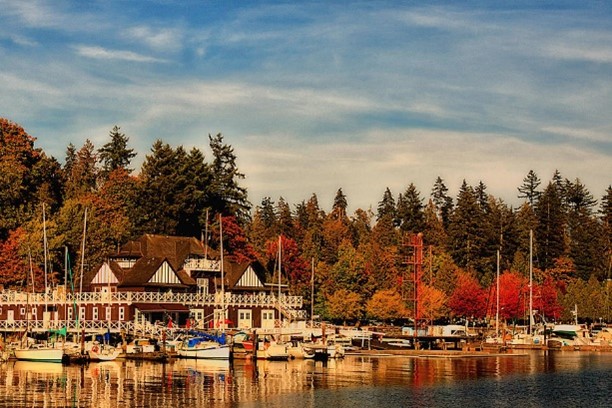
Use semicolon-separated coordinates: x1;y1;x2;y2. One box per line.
219;214;225;331
42;203;48;313
496;249;500;339
529;229;534;335
278;236;282;325
310;257;314;329
79;208;88;294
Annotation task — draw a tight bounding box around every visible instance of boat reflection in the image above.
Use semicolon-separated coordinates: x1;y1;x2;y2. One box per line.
0;353;608;407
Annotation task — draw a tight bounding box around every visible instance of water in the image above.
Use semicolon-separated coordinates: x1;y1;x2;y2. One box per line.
0;351;610;407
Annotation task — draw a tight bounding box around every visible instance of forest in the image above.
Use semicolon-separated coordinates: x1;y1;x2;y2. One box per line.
1;117;611;325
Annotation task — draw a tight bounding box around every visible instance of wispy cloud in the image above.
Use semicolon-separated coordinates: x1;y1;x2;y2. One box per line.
124;25;183;51
73;45;166;63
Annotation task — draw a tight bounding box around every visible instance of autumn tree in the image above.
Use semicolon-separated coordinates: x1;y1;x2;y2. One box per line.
448;270;487;319
366;289;409;322
325;289;363;323
497;271;529;322
418;284;448;322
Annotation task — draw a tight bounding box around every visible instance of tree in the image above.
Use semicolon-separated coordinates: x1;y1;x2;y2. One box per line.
418;284;448;322
207;133;251;224
377;187;396;222
448;270;487;319
98;125;136;178
65;139;98;199
0;228;31;289
431;176;453;229
0;118;61;240
331;188;348;221
326;289;363;323
366;289;409;322
517;170;542;206
397;183;425;234
535;182;566;271
136;141;181;235
497;271;529;321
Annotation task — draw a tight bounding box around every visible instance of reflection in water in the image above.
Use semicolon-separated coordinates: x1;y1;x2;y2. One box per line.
0;352;610;407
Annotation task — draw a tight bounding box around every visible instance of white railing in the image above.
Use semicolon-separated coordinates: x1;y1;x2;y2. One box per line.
0;290;303;309
183;258;221;272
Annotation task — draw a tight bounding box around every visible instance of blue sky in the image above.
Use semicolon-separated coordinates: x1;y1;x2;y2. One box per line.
1;0;610;212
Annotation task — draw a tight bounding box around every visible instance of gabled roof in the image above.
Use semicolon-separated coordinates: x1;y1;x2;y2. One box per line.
114;234;219;271
119;256;194;288
225;260;268;290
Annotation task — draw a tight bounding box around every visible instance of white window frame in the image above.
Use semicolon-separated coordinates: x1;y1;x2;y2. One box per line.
119;307;125;321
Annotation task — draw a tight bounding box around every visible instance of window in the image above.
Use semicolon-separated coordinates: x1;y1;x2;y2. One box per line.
119;307;125;321
105;306;112;320
93;307;98;320
197;278;208;294
20;308;25;316
80;307;86;321
68;307;73;321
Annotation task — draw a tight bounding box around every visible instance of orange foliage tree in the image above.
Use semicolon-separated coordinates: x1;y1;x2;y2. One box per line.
448;270;487;319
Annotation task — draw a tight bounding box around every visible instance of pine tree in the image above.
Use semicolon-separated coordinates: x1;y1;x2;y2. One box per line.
98;125;136;178
397;183;425;234
377;187;396;223
517;170;542;206
535;182;566;271
207;133;251;224
431;176;453;229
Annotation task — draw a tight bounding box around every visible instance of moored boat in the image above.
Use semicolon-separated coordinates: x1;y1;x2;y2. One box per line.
14;344;64;363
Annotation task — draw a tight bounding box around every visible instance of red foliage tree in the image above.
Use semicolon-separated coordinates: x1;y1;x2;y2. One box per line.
448;270;487;319
534;277;563;321
0;228;44;290
497;271;529;321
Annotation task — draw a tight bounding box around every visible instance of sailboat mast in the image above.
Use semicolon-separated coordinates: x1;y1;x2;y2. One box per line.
79;208;88;294
42;203;48;313
219;214;225;330
529;229;533;335
311;257;314;329
496;249;500;339
278;236;282;322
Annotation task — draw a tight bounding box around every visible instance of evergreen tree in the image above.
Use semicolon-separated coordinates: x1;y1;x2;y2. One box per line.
176;147;212;237
136;140;180;235
65;140;98;199
397;183;425;234
207;133;251;224
331;188;348;221
517;170;542;206
447;180;487;278
535;182;566;271
377;187;396;223
276;197;295;239
431;176;453;229
98;125;136;178
601;186;612;280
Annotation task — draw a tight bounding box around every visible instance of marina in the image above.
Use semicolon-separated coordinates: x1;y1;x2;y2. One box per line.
0;350;609;407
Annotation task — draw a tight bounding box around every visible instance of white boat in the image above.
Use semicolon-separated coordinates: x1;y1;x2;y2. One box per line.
547;324;594;347
14;344;64;363
177;338;230;360
88;344;121;361
257;340;289;361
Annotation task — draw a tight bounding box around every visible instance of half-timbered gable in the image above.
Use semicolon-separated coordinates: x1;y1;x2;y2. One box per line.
89;261;121;292
119;257;194;292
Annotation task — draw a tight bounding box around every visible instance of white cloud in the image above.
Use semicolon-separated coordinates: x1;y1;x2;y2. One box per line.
73;45;166;63
124;25;183;51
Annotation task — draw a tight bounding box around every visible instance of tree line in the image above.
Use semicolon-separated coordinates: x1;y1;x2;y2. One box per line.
1;117;611;324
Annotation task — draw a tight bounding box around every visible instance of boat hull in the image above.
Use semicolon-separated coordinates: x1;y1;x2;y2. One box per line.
14;347;64;363
177;345;230;360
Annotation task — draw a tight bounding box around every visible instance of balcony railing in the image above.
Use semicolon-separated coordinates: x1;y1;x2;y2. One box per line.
0;290;303;309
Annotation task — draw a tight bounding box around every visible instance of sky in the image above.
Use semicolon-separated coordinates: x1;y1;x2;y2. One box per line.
1;0;610;213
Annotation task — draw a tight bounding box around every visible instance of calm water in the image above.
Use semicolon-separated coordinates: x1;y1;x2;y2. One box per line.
0;351;610;407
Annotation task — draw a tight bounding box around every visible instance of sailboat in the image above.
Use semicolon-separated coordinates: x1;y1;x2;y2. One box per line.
256;236;289;361
15;206;64;363
177;214;230;360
